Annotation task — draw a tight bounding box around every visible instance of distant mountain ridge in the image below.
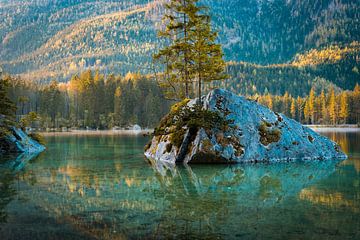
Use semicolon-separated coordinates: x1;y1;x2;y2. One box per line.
0;0;359;89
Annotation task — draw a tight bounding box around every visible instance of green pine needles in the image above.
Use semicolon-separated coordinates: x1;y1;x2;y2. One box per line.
153;0;228;103
0;71;17;137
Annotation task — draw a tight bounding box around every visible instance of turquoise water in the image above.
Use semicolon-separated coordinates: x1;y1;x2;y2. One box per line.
0;132;359;239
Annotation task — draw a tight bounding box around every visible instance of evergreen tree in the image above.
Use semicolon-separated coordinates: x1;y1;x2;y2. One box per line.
153;0;197;99
308;87;316;124
290;99;296;119
154;0;227;101
190;7;227;104
296;96;303;122
0;73;17;136
267;94;273;110
40;80;63;128
353;83;360;123
304;99;310;124
329;87;337;125
339;92;349;123
320;90;328;123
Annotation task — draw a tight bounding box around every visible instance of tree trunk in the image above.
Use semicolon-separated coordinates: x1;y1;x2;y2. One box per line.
183;0;189;98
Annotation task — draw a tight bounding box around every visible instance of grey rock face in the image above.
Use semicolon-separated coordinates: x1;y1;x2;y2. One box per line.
0;127;45;155
145;89;347;164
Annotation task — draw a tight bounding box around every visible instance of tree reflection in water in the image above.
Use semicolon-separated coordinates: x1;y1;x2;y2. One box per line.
147;157;343;238
0;133;358;239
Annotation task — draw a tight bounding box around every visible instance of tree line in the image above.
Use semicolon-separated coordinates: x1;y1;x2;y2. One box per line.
257;84;360;125
2;69;359;132
3;70;170;130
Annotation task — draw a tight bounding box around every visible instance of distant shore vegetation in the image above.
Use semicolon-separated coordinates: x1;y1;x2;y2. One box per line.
2;69;360;131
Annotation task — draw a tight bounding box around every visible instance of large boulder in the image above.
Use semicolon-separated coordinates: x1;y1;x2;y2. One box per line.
145;89;347;164
0;127;45;154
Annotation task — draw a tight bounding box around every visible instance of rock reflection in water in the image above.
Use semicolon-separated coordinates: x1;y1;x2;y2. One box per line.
146;158;344;238
0;133;358;239
149;158;342;205
0;153;41;224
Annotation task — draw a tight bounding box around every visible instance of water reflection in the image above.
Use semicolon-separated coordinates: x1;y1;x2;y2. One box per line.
149;158;343;205
0;133;359;239
0;153;41;224
299;187;360;212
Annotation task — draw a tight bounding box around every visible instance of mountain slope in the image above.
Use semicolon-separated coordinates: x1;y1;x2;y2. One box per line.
0;0;359;84
213;43;360;97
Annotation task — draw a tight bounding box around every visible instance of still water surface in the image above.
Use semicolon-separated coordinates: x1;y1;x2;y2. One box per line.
0;132;359;239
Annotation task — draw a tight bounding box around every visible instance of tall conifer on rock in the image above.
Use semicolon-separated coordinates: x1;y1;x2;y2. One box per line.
190;6;228;104
153;0;227;101
153;0;195;99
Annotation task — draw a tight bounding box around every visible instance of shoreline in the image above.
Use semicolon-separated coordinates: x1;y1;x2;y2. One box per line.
38;125;360;136
39;129;154;136
306;124;360;132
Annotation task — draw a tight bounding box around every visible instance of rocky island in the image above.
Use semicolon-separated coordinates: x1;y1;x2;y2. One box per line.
145;89;347;164
0;127;45;155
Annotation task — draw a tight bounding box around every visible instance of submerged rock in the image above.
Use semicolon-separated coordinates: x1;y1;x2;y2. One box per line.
145;89;347;164
0;127;45;154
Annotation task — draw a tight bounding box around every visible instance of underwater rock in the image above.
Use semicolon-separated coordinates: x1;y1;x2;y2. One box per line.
145;89;347;164
0;127;45;155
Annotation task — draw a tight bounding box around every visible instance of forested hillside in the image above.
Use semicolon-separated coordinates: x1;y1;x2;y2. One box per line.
1;0;359;84
211;43;360;97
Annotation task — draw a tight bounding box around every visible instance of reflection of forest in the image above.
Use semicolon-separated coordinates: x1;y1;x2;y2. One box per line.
299;188;359;212
323;131;360;172
13;154;342;239
297;132;360;214
0;153;42;224
1;133;359;239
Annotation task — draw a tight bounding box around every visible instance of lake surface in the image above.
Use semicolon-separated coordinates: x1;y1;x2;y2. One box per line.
0;131;359;239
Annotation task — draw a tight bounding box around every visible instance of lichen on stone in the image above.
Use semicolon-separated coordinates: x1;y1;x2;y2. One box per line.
258;120;282;146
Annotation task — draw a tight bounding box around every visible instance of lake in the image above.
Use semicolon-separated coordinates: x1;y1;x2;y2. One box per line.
0;131;359;239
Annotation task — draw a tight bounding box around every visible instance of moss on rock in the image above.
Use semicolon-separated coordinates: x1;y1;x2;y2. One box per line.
28;133;45;145
259;121;282;146
154;99;232;150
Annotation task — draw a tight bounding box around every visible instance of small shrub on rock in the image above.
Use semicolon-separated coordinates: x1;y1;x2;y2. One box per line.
28;133;45;145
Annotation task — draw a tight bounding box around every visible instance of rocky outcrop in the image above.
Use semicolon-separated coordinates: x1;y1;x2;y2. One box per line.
145;89;347;164
0;127;45;155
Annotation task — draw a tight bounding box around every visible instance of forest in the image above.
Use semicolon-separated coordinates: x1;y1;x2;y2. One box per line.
3;70;170;130
2;69;359;131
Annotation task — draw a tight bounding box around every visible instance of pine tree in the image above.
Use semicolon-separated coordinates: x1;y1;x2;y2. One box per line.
0;73;17;136
154;0;227;101
44;80;63;128
290;99;297;119
353;83;360;123
304;99;310;124
267;94;273;110
190;8;227;104
339;92;349;124
308;87;316;124
320;90;328;124
296;96;303;122
153;0;197;99
329;87;337;125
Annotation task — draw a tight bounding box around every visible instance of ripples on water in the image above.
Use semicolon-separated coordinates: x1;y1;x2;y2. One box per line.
0;132;359;239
